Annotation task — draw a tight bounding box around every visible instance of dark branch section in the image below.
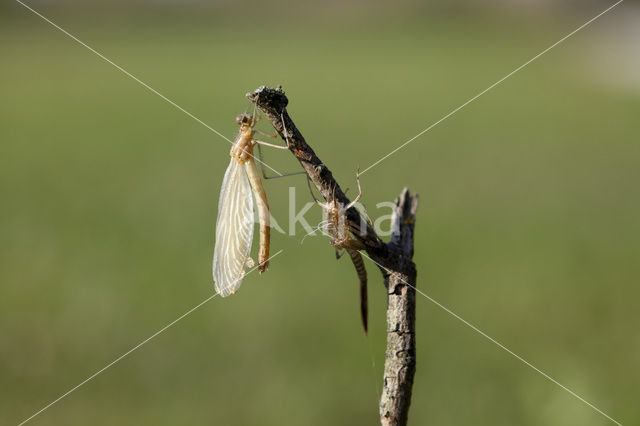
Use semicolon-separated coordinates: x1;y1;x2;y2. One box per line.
247;86;418;426
247;86;387;259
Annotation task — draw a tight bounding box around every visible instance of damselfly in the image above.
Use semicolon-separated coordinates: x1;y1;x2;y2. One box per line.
212;110;288;297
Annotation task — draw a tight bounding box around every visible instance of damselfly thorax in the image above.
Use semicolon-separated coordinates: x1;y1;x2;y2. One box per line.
230;114;258;163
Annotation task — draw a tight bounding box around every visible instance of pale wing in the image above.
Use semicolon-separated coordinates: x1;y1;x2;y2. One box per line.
212;159;255;297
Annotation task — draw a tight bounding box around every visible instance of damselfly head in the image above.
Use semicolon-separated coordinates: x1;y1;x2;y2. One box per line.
235;113;255;127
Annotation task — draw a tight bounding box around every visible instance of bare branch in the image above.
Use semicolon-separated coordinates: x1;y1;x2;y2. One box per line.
380;188;418;425
247;86;419;426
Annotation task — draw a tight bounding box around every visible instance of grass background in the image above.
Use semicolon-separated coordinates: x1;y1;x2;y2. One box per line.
1;1;638;425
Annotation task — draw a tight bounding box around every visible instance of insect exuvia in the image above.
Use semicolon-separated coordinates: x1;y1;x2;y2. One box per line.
212;108;288;297
314;171;369;334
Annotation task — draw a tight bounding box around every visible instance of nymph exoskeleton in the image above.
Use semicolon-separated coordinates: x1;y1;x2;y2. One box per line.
314;171;369;334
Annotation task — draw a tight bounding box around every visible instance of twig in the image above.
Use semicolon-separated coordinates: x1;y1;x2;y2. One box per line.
247;85;419;426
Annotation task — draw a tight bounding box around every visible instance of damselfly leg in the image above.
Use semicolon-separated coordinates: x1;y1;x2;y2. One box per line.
256;144;306;180
254;114;305;180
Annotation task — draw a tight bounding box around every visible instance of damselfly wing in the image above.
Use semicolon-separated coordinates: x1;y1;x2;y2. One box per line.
212;159;255;297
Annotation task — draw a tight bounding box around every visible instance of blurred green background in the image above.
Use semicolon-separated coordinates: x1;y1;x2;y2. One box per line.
1;1;638;425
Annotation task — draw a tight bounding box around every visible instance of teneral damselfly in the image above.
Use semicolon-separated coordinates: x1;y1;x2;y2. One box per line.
212;111;287;297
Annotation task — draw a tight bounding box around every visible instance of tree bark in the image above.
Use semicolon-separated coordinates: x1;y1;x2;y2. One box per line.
247;86;418;426
380;188;418;425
